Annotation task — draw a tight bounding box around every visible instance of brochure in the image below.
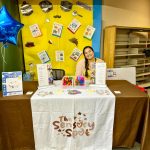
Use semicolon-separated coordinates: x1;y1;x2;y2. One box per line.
95;63;106;86
37;64;53;87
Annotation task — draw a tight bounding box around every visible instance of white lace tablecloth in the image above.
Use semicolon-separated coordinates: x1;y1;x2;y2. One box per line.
31;85;115;150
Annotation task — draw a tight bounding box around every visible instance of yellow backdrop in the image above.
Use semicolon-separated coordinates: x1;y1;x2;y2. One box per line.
19;0;93;79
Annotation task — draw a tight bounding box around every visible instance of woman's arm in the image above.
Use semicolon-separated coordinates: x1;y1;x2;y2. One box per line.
75;59;84;76
96;58;104;63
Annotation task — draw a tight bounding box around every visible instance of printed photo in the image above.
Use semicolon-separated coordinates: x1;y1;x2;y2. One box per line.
83;25;95;40
70;48;82;61
29;24;42;37
52;22;63;37
68;19;81;33
38;50;50;63
56;51;64;61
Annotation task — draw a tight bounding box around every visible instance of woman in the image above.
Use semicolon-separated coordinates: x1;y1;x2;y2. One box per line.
76;46;103;80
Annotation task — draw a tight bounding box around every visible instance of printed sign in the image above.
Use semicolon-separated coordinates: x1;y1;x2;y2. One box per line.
2;71;23;96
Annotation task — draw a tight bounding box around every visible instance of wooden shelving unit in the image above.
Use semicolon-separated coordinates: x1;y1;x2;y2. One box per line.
103;25;150;88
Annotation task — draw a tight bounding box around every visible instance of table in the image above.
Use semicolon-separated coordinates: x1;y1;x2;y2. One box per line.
31;86;115;150
107;80;149;150
0;80;149;150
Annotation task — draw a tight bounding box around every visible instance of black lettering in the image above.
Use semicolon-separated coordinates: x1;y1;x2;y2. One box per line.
66;129;72;137
52;121;60;129
73;122;76;129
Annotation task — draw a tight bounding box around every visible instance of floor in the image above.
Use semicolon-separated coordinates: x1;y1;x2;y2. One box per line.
113;142;140;150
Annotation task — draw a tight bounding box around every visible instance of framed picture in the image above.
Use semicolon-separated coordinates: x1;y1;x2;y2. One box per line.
38;50;50;63
56;51;64;61
2;71;23;96
52;22;63;37
83;25;95;40
70;47;82;61
68;19;81;33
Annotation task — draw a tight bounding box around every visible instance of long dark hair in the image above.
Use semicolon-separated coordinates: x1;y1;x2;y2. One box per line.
83;46;94;78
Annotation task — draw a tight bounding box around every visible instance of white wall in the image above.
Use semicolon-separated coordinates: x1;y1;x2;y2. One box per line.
102;0;150;28
100;0;150;56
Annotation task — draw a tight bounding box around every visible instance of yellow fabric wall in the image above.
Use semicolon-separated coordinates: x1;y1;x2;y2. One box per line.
19;0;93;79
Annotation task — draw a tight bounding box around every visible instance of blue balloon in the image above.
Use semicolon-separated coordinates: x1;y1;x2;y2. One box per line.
0;6;24;45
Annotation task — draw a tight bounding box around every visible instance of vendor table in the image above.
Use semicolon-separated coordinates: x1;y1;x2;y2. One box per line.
0;80;149;150
31;85;115;150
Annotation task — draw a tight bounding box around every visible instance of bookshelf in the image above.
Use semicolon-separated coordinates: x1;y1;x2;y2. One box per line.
103;26;150;87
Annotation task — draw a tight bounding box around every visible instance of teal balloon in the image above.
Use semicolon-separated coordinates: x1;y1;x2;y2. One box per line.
0;6;24;45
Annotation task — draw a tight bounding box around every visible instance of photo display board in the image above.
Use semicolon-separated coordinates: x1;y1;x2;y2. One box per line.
19;0;102;79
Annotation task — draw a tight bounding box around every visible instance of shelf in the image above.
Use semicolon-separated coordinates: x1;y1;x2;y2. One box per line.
137;82;150;88
136;72;150;77
118;64;136;67
115;54;144;57
119;63;150;67
136;63;150;66
136;76;149;81
115;43;150;46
